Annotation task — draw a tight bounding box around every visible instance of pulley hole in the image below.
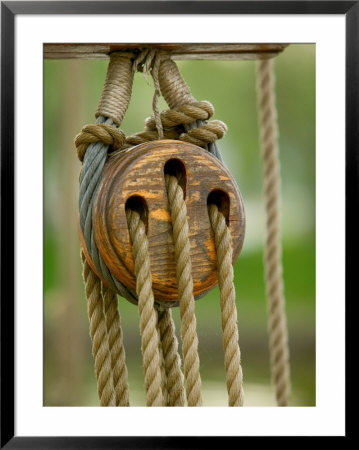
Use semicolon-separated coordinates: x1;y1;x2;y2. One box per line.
125;195;149;233
164;158;187;198
207;189;230;226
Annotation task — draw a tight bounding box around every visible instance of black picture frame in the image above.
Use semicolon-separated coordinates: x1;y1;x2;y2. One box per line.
1;1;355;447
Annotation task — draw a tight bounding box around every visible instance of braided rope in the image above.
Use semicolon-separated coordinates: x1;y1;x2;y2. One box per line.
81;251;116;406
95;52;135;126
157;309;186;406
208;204;244;406
157;329;169;405
144;102;227;149
75;123;125;162
77;52;140;408
120;127;181;150
145;101;214;129
179;120;227;146
158;57;224;162
126;208;164;406
257;58;291;406
165;173;203;407
102;284;130;406
77;52;138;305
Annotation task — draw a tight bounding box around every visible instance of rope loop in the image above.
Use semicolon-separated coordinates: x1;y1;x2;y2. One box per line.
95;52;135;126
75;123;126;162
144;101;214;130
179;120;227;147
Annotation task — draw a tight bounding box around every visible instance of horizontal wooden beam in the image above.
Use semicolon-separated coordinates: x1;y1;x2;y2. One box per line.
44;43;288;61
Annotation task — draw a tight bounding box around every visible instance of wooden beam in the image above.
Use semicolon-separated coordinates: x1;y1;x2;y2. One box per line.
44;43;288;61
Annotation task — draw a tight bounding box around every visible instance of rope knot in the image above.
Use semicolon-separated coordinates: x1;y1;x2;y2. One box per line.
144;101;215;131
180;120;228;147
75;123;126;162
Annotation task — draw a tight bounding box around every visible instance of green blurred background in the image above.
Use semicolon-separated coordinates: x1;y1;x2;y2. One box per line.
44;44;315;407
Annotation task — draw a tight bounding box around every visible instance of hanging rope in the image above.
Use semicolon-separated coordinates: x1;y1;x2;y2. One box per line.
208;205;244;406
165;173;203;407
157;327;169;405
77;52;138;305
102;284;130;406
126;208;164;406
158;57;225;162
157;309;186;406
81;250;116;406
256;58;291;406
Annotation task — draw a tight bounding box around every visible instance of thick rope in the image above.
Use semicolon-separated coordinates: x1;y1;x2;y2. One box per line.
77;52;138;305
78;53;136;408
257;58;291;406
165;173;203;406
157;309;186;406
81;251;116;406
145;101;214;129
120;127;181;151
208;204;244;406
144;102;227;149
102;284;130;406
95;52;135;126
76;123;125;162
158;57;224;162
157;329;169;405
126;208;164;406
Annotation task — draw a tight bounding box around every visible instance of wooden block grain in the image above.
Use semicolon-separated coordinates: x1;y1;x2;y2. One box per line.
82;140;245;302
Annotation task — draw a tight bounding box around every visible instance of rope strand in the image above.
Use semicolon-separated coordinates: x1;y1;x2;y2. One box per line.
165;173;203;406
157;309;186;406
257;58;291;406
126;209;164;406
208;205;244;406
102;284;130;406
81;251;116;406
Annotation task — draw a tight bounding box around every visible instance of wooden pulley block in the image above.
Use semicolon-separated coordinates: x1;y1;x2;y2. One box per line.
82;140;245;302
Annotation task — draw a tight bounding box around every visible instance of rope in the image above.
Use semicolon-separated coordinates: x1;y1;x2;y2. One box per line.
165;173;203;407
145;101;214;128
158;57;224;162
157;309;186;406
120;127;181;150
150;51;164;139
208;204;244;406
157;329;169;405
126;208;164;406
256;58;291;406
77;50;236;408
95;52;135;126
75;123;125;162
132;48;164;139
81;250;116;406
77;52;138;305
144;102;227;148
102;284;130;406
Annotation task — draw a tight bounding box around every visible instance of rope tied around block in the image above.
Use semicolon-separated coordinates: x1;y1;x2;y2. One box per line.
77;49;243;407
75;123;126;162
